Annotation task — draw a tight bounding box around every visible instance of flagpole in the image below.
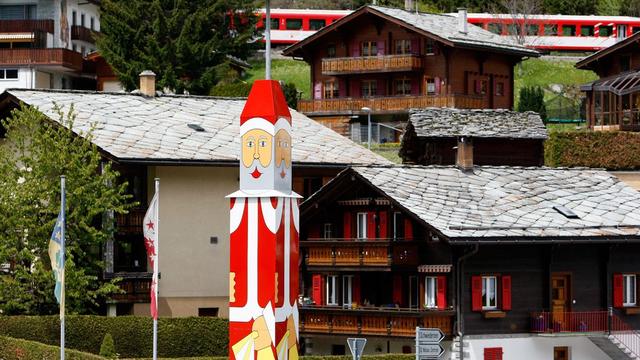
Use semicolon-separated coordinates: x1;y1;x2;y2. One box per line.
60;175;66;360
153;178;159;360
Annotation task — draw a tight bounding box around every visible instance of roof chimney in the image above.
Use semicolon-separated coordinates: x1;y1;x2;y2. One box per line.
404;0;414;12
458;8;468;34
139;70;156;97
456;136;473;171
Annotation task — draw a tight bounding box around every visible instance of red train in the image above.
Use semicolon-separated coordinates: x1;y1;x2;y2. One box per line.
256;9;352;44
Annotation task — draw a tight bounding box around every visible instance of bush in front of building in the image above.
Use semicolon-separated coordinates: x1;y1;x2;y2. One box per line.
0;336;105;360
0;315;228;358
545;131;640;169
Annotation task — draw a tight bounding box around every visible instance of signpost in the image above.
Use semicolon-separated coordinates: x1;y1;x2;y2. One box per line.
347;338;367;360
415;328;445;360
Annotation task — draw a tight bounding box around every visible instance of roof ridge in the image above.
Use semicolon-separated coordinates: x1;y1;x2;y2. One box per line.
354;164;607;171
6;88;248;101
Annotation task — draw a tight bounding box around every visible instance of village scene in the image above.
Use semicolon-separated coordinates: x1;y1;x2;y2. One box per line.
2;0;640;359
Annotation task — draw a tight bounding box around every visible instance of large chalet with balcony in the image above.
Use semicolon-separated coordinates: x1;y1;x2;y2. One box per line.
299;159;640;358
283;5;538;142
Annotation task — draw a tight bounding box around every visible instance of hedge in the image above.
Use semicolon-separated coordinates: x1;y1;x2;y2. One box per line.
0;336;104;360
0;316;228;358
129;355;414;360
545;131;640;170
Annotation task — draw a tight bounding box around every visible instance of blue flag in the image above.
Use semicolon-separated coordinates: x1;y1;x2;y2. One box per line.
48;211;64;311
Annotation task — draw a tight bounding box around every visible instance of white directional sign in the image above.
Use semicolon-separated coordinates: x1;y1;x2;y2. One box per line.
416;344;445;359
347;338;367;360
416;328;445;344
415;327;445;359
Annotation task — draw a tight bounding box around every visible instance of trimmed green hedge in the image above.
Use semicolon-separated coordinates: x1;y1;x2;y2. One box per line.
0;316;228;358
545;131;640;170
0;336;104;360
128;355;414;360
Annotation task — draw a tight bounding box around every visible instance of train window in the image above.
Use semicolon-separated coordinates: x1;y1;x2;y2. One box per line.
544;24;557;36
526;24;539;36
270;18;280;30
507;24;519;36
309;19;326;30
599;25;613;37
581;25;594;36
562;25;576;36
488;23;502;35
286;18;303;30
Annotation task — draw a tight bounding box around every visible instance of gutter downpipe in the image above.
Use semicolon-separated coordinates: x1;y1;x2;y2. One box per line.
457;243;479;360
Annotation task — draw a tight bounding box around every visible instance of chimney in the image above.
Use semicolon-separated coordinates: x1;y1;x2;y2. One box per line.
456;136;473;171
404;0;414;12
139;70;156;97
458;8;468;34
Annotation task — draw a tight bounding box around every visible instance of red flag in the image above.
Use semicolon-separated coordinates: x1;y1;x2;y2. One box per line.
143;193;159;319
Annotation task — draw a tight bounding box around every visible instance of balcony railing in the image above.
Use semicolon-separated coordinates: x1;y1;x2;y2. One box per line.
321;54;423;75
71;25;97;44
300;308;452;337
531;311;609;333
106;272;152;303
116;208;147;235
298;94;484;115
0;48;83;71
303;239;418;267
0;19;54;34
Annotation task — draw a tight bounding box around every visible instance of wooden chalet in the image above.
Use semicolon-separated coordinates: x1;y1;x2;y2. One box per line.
299;162;640;358
399;108;548;167
577;31;640;131
283;5;538;141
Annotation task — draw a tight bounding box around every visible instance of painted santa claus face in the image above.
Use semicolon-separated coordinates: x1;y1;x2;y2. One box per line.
273;118;292;191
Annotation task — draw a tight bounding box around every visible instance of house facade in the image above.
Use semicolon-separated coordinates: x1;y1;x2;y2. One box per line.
576;31;640;131
283;5;538;143
298;163;640;359
0;78;388;318
0;0;99;93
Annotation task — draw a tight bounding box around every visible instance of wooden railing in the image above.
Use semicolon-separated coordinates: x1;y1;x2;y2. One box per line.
116;208;147;235
305;241;418;267
321;54;423;75
298;94;484;114
107;272;152;303
71;25;97;43
0;19;54;33
0;48;83;71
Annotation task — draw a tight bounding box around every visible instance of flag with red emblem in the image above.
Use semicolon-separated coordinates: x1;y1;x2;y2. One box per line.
143;192;159;319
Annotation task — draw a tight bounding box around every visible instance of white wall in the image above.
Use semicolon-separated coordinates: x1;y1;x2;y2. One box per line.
304;335;447;357
0;68;34;93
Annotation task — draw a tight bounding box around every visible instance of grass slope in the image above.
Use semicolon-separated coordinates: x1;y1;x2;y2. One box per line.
245;59;311;99
0;336;104;360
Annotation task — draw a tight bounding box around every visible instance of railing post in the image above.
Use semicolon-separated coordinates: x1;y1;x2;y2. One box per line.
608;306;613;335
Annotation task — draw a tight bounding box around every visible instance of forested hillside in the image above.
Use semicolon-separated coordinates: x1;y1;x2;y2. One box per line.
271;0;640;16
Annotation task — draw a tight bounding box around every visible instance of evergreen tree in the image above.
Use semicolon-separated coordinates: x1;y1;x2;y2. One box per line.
97;0;259;95
518;86;547;122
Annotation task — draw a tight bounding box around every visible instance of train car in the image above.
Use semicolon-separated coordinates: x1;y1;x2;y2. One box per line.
461;13;640;52
256;8;352;44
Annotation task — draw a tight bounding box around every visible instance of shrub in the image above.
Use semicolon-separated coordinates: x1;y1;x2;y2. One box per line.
209;82;251;97
281;82;300;110
545;131;640;170
99;333;117;359
0;336;104;360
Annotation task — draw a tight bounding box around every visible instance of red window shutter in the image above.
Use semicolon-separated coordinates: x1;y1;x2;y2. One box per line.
484;347;503;360
474;79;481;94
471;276;482;311
613;273;624;308
367;211;376;240
393;274;403;305
379;211;388;239
501;275;512;311
411;39;420;55
312;274;324;305
437;275;447;310
353;275;361;305
338;78;347;97
411;79;419;95
404;218;413;240
351;41;360;57
343;212;352;239
350;79;360;98
377;40;385;55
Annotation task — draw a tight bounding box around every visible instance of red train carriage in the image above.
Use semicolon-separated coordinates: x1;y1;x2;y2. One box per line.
256;9;352;44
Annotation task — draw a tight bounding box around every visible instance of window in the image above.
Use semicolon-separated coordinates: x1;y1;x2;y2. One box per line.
393;212;405;239
90;17;95;31
356;212;367;239
323;223;333;239
507;24;519;36
361;41;377;56
81;13;85;27
484;347;503;360
562;25;576;36
624;274;636;307
285;18;303;30
0;5;37;20
327;44;336;58
544;24;558;36
326;275;338;305
487;23;502;35
426;78;436;95
581;25;594;36
0;69;18;80
72;10;77;26
495;82;504;96
270;18;280;30
425;276;437;308
620;56;631;72
425;39;435;55
554;346;569;360
361;80;377;97
323;81;339;99
599;25;613;37
342;275;353;307
198;307;219;317
395;39;411;55
395;78;411;95
309;19;326;30
526;24;539;36
482;276;497;310
475;79;487;95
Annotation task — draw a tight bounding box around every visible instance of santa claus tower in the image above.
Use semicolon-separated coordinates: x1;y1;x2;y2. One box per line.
228;80;301;360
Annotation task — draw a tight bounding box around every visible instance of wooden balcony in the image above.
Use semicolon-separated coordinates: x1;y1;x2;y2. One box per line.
300;307;453;337
116;207;147;235
303;239;418;268
71;25;98;44
0;19;54;34
0;48;83;71
321;54;423;75
298;94;484;115
106;272;152;303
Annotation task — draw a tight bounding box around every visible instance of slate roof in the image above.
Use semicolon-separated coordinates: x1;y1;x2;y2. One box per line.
312;165;640;240
576;31;640;70
2;89;390;166
408;108;548;139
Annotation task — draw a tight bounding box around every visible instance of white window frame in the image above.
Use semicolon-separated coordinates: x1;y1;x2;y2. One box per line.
342;275;353;308
425;276;437;309
623;274;637;307
326;275;338;306
323;223;332;239
426;78;436;95
356;212;367;239
482;276;497;310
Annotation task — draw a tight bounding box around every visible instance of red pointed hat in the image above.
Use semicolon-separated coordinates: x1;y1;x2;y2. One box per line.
240;80;292;125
